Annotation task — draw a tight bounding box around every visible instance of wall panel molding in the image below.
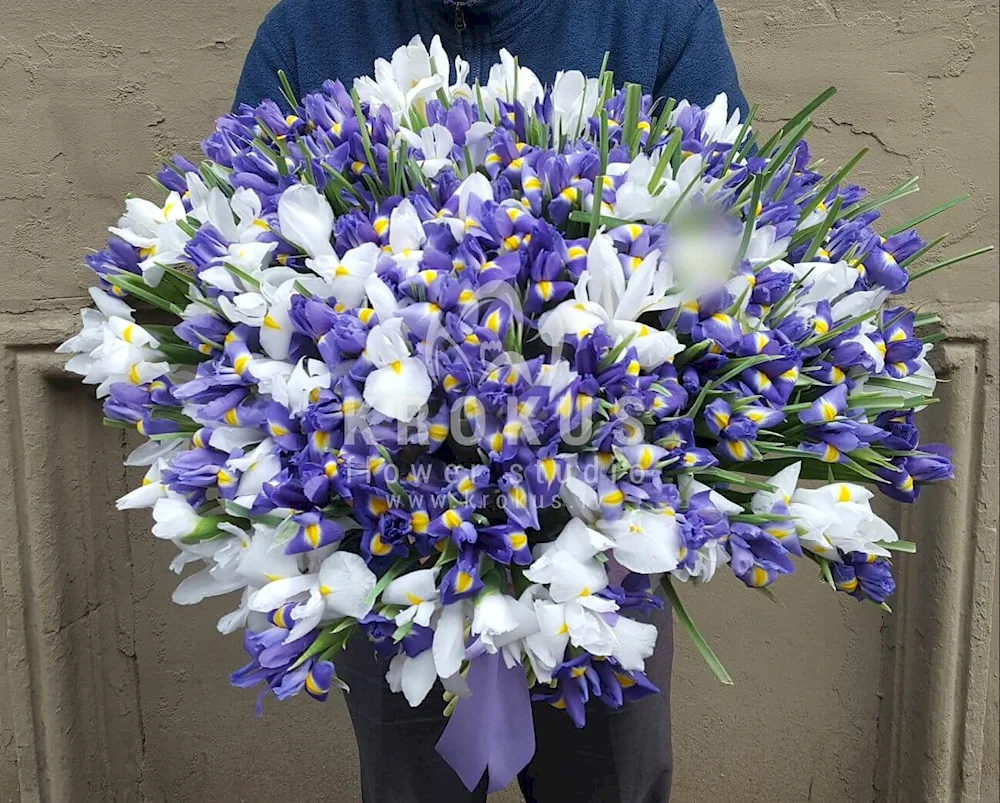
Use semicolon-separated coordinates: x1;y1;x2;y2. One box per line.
875;303;999;802
0;307;145;802
1;300;997;802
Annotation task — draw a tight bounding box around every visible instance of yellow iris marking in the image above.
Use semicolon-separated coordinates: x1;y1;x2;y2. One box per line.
751;566;769;587
485;310;503;332
313;431;330;451
263;314;281;330
556;394;572;418
410;511;430;533
509;486;527;507
342;399;361;416
305;673;325;695
559;187;578;202
389;360;403;374
324;461;338;478
509;533;528;550
602;489;624;506
373;217;389;236
454;571;474;594
128;364;141;384
369;534;392;556
504;421;523;438
637;448;654;470
535;459;557;484
523;176;541;192
823;444;840;463
370;497;389;515
567;246;587;260
443;509;462;529
820;399;838;422
837;485;852;503
272;608;286;628
836;577;859;592
223;408;240;426
305;523;322;547
406;592;423;605
616;673;636;688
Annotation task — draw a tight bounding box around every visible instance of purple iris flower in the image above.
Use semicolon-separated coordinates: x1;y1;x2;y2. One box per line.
864;247;909;292
439;548;484;603
286;511;344;554
85;236;141;288
831;553;896;603
748;267;793;316
358;612;398;659
531;654;598;728
679;490;731;551
727;522;796;588
230;626;318;715
618;573;666;614
175;313;231;352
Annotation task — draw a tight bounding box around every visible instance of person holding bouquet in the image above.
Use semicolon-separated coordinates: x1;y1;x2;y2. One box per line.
231;3;747;801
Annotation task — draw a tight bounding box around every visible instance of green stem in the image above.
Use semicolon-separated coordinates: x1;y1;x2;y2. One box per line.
660;577;733;685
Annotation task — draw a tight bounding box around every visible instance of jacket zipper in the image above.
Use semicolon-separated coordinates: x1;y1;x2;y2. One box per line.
452;1;481;82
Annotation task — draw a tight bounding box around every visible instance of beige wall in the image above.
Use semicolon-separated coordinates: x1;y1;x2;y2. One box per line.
0;1;997;801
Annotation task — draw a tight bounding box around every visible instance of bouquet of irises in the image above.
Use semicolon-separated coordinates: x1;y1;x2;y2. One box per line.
59;35;989;791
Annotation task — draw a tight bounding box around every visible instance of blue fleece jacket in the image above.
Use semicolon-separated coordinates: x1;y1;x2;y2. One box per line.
233;0;747;116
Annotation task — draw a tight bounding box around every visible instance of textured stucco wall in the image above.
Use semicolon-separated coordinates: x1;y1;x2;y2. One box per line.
0;2;997;801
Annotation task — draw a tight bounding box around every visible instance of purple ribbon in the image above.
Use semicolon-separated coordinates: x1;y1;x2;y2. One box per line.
435;651;536;793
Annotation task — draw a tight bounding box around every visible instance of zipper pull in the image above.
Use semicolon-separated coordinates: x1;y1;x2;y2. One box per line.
454;2;466;32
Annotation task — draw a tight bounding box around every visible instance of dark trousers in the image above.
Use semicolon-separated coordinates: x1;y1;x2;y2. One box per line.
337;606;673;803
